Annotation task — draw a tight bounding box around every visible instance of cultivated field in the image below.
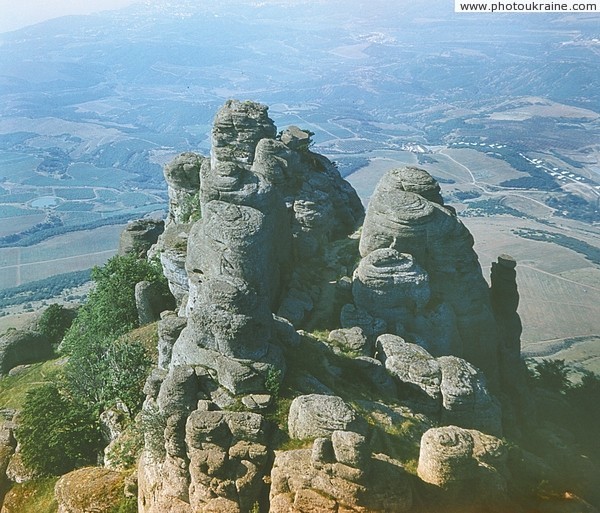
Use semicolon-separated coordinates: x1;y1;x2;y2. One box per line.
0;224;124;289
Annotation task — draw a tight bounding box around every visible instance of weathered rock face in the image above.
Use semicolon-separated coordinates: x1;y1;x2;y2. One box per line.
136;102;536;513
353;166;500;384
328;326;371;356
491;254;522;372
55;467;127;513
135;280;172;326
288;395;366;439
352;248;430;330
270;433;413;512
119;218;165;258
138;404;270;513
139;100;363;513
163;152;204;226
150;223;191;307
377;334;502;436
417;426;509;507
157;313;187;370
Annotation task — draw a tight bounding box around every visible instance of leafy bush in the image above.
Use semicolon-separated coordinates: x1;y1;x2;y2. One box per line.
16;384;102;476
61;254;170;353
104;423;144;470
109;497;138;513
566;371;600;429
64;338;151;414
264;367;282;398
0;477;59;513
140;404;167;459
180;192;201;223
59;254;165;414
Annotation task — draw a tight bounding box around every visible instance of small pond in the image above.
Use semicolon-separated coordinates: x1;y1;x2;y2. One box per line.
30;196;60;208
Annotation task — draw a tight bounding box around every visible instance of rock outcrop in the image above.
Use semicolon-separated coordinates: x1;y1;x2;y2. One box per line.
0;330;52;376
139;100;363;512
376;334;502;435
490;254;522;380
119;218;164;258
417;426;509;507
134;101;542;513
55;467;128;513
163;152;204;226
288;394;366;439
270;437;413;513
351;166;501;385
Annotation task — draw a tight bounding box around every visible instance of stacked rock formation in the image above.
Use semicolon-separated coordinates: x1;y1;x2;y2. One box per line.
151;153;205;305
267;394;416;512
417;425;509;508
118;218;164;259
139;100;363;512
376;334;502;436
490;255;522;377
137;101;533;513
348;166;501;384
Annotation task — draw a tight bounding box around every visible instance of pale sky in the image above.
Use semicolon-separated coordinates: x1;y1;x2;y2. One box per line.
0;0;140;33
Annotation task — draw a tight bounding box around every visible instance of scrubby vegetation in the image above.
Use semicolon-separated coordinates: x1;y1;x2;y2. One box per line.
546;192;599;223
37;304;74;346
60;254;169;354
0;212;139;248
514;228;600;265
17;384;102;476
12;254;169;478
528;359;600;471
0;477;59;513
461;198;525;217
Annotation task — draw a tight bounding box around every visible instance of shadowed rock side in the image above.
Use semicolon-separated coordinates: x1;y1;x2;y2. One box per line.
352;166;501;385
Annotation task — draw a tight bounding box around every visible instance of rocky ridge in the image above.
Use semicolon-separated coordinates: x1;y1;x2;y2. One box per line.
128;100;592;512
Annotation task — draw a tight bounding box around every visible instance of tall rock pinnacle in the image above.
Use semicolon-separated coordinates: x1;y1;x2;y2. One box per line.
351;166;501;384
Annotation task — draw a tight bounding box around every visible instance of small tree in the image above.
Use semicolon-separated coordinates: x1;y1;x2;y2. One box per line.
64;338;151;414
567;371;600;425
533;359;570;393
17;384;102;476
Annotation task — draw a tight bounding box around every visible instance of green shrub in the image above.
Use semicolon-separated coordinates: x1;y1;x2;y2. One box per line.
105;424;144;470
264;367;282;398
180;192;201;223
109;497;138;513
141;404;167;459
0;477;59;513
533;359;570;393
61;254;170;354
16;384;102;476
59;254;165;414
64;338;151;414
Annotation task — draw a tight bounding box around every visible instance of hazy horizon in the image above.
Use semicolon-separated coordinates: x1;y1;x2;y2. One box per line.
0;0;140;33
